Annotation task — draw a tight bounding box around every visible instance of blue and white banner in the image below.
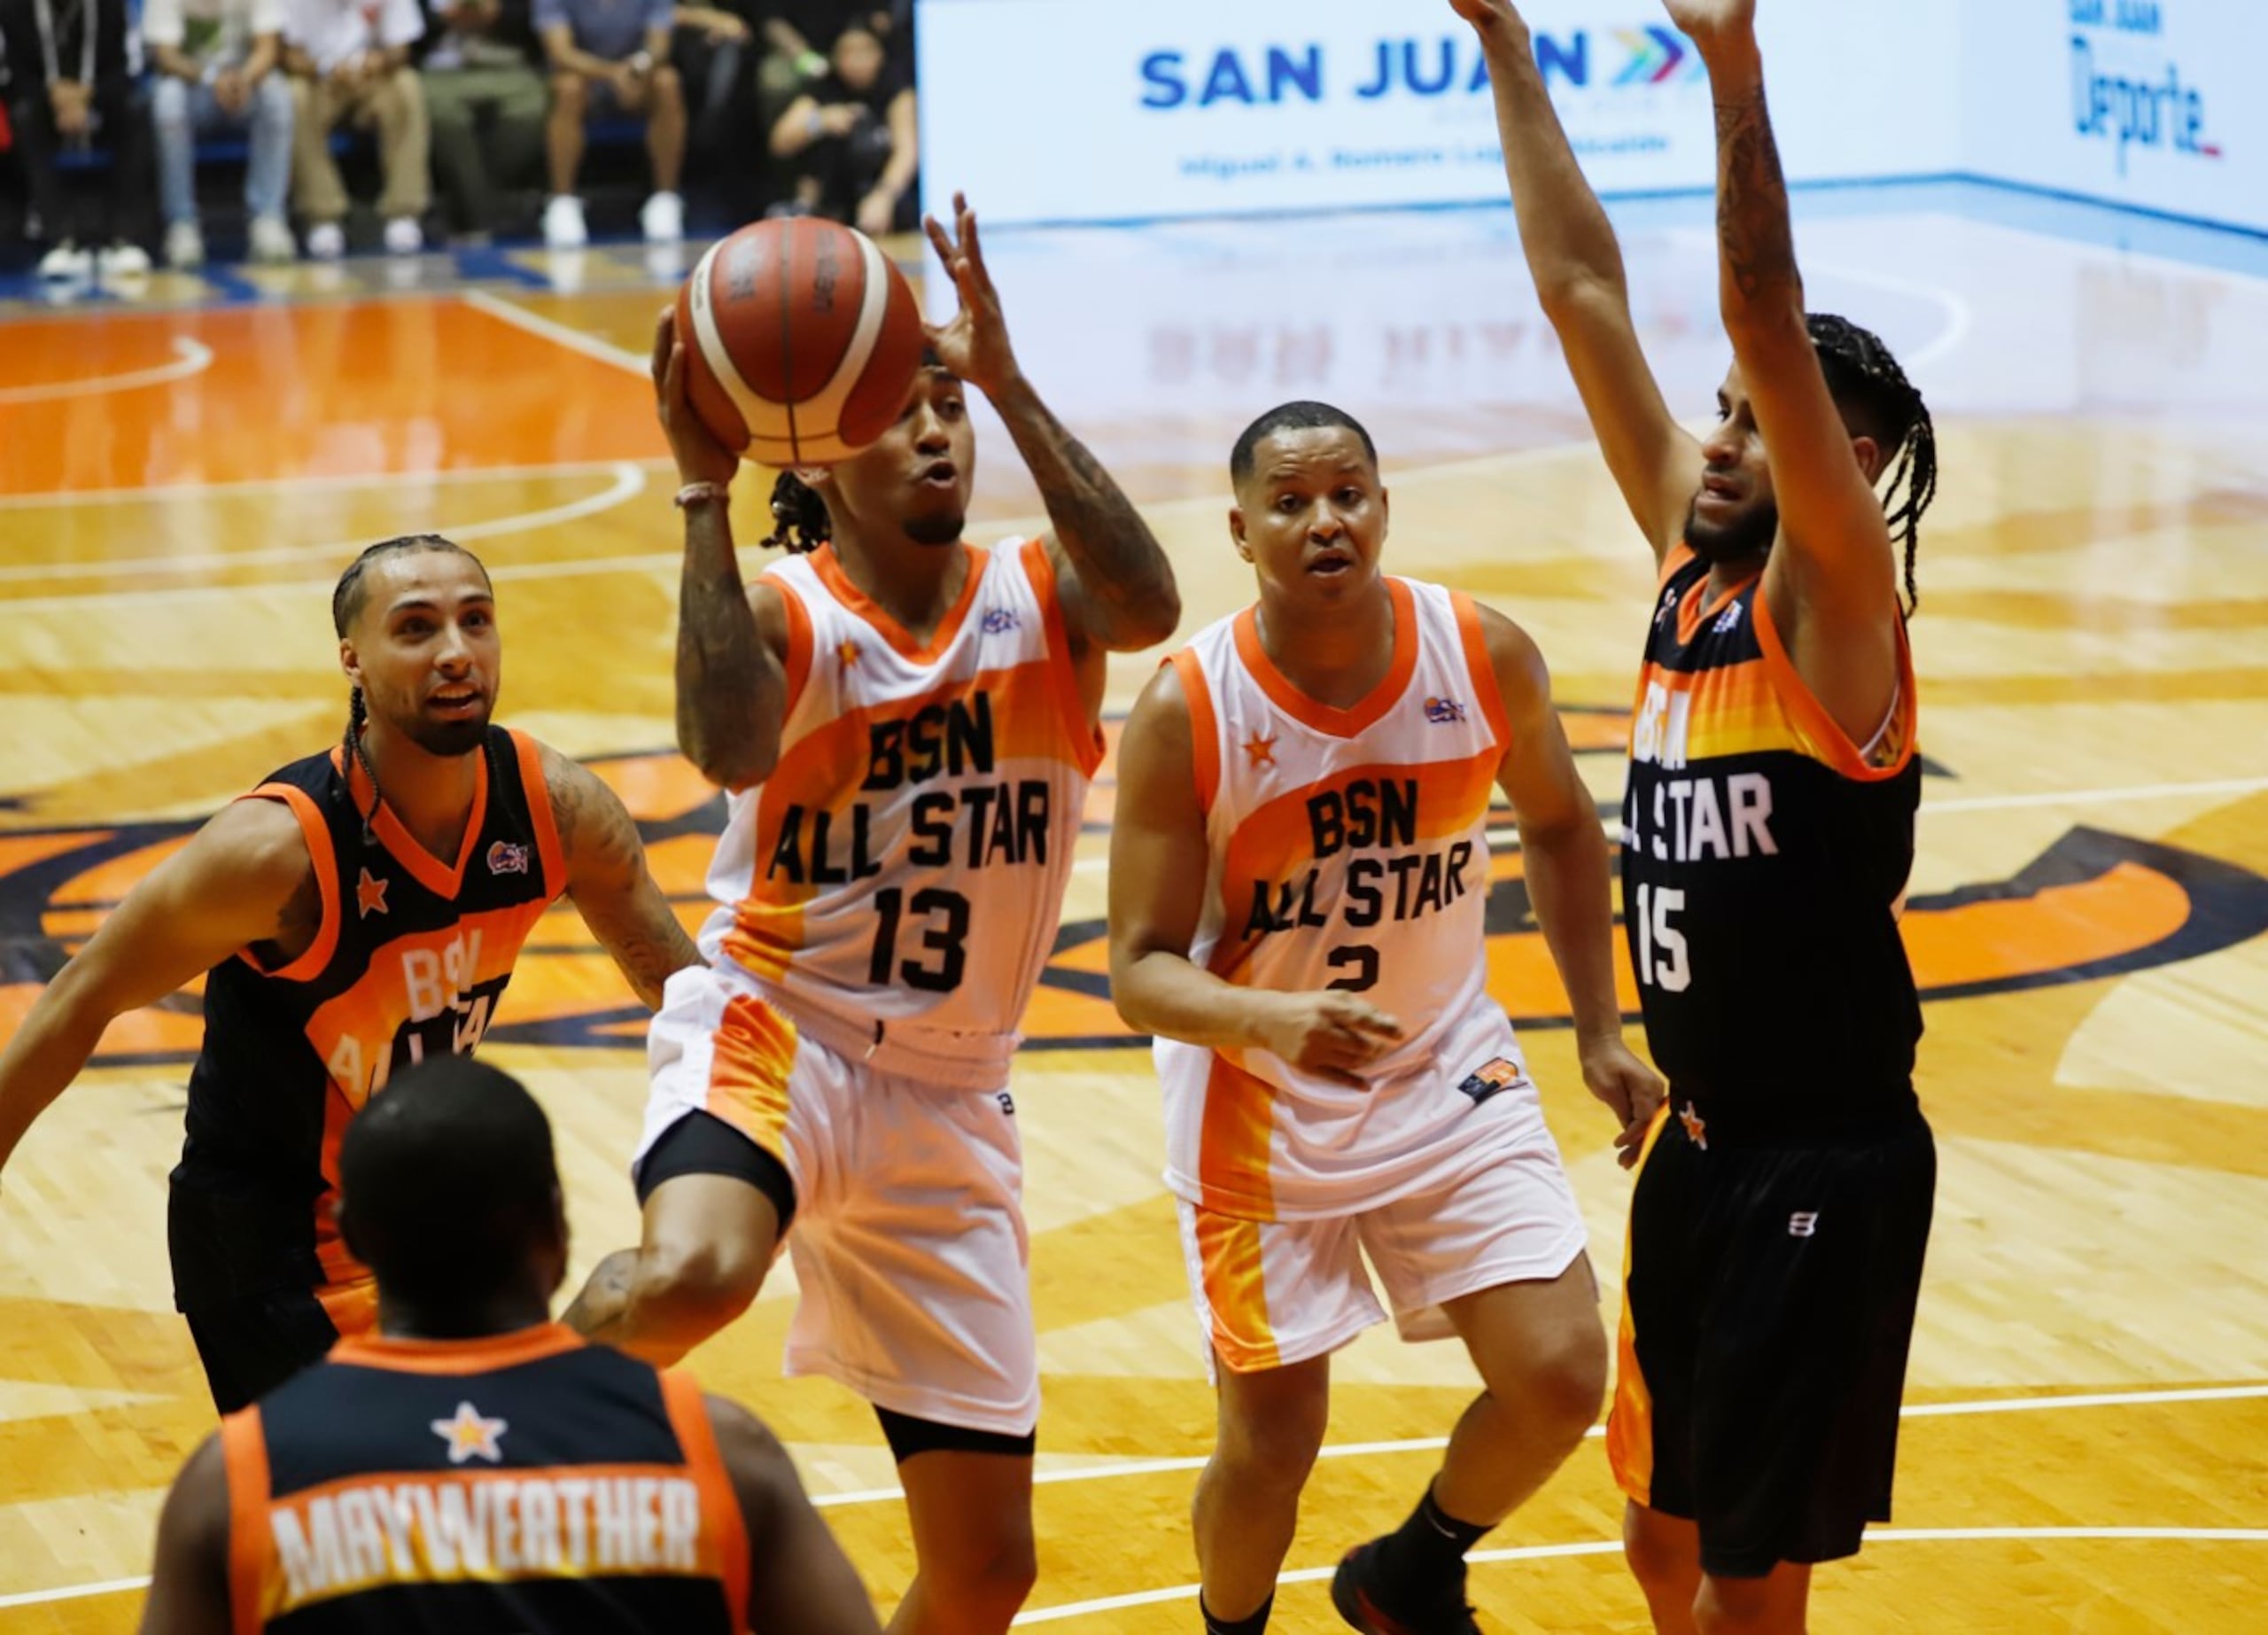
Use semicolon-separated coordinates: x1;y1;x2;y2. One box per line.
1965;0;2265;234
915;0;1954;227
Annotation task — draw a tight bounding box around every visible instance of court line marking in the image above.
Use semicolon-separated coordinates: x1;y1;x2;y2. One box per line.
0;466;649;584
0;339;214;405
0;457;677;513
1;1382;2259;1614
1011;1529;2268;1624
462;288;653;377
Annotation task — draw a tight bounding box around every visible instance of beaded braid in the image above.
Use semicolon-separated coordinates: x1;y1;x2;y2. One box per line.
760;472;832;553
1807;313;1938;616
343;688;384;845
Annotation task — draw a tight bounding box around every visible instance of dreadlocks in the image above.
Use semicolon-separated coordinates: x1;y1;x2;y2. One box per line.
330;535;491;845
761;472;832;553
1807;313;1938;616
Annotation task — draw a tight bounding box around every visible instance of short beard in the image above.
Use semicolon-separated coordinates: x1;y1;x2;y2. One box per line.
904;511;964;548
394;710;491;758
1683;494;1779;566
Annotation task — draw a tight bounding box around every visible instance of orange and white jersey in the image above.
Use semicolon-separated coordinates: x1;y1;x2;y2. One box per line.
1159;577;1538;1220
697;540;1102;1088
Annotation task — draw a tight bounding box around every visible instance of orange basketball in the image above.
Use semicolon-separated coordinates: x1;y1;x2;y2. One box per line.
675;218;927;468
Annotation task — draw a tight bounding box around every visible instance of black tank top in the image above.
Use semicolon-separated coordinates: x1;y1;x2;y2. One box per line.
221;1325;748;1632
1619;548;1922;1124
170;728;563;1312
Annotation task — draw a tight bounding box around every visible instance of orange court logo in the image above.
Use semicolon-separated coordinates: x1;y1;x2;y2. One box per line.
4;712;2264;1063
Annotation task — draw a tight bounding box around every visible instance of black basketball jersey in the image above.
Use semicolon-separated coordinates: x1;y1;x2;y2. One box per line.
221;1325;749;1632
171;728;564;1316
1619;547;1922;1111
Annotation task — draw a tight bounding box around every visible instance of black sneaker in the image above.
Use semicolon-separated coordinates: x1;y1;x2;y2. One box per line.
1329;1538;1480;1634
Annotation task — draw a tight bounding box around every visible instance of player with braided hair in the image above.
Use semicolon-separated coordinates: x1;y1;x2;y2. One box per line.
563;197;1178;1635
1452;2;1938;1631
0;535;698;1413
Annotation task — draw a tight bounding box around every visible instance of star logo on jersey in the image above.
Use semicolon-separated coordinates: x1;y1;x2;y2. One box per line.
1424;697;1467;724
356;867;390;918
1241;732;1278;769
1678;1102;1708;1151
431;1400;508;1465
836;640;861;668
1712;602;1745;635
981;607;1021;635
486;840;529;876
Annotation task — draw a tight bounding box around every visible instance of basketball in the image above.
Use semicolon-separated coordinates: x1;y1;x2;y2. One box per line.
674;219;928;470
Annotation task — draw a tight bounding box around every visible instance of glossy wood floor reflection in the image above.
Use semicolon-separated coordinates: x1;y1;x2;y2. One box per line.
3;196;2267;1631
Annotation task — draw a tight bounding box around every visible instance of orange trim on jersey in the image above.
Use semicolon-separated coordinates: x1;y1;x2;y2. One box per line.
1450;591;1512;751
773;573;816;720
329;1321;586;1375
314;1278;378;1338
1021;538;1107;777
1658;541;1697;590
1194;1209;1280;1373
661;1370;751;1632
221;1409;273;1635
703;993;797;1164
808;542;990;662
1605;1105;1674;1508
1231;577;1419;740
509;731;567;899
1674;561;1755;648
1195;1053;1278;1219
1170;650;1223;816
235;784;340;983
338;741;493;900
1750;586;1920;782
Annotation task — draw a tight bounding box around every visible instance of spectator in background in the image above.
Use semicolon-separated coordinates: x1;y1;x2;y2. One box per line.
670;0;755;211
768;17;913;235
282;0;430;258
418;0;545;244
0;0;155;279
145;0;296;268
537;0;683;248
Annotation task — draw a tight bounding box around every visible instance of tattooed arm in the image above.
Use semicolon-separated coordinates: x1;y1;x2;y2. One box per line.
545;745;702;1011
1670;1;1902;650
648;308;795;791
923;194;1180;665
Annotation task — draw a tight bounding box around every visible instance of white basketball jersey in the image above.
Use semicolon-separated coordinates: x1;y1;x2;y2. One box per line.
1157;577;1535;1219
699;540;1101;1087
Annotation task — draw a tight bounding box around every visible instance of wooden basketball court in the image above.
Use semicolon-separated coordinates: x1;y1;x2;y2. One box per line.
3;192;2265;1631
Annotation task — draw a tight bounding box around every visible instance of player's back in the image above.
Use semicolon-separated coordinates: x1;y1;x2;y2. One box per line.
1159;577;1533;1218
1620;546;1922;1113
699;541;1101;1085
221;1324;749;1632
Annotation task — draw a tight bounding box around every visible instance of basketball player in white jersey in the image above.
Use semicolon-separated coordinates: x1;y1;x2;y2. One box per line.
563;195;1179;1635
1110;401;1664;1635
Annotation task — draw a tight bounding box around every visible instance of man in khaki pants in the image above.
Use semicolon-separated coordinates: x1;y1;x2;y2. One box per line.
282;0;431;258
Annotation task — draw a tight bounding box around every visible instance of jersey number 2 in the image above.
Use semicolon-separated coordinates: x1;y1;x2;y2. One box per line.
1634;884;1690;993
868;886;970;993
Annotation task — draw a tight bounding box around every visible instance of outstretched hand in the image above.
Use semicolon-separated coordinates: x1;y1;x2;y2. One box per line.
650;307;738;487
921;191;1023;398
1658;0;1758;52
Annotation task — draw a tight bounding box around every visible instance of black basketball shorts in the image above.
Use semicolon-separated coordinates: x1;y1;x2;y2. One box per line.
1604;1095;1937;1577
